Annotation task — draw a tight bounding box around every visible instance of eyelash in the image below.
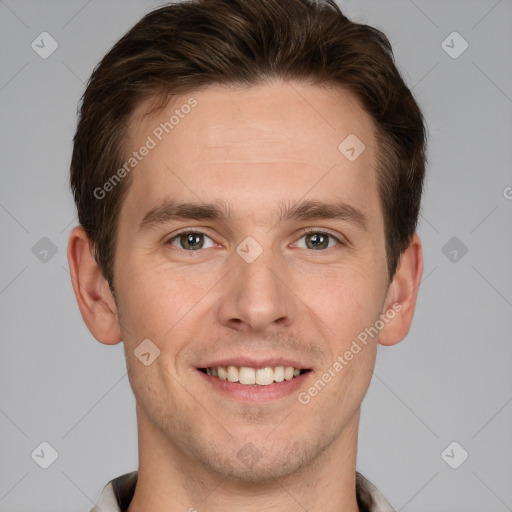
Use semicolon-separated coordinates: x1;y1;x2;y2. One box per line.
165;227;344;251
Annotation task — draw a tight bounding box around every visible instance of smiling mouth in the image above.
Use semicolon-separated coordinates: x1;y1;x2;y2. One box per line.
199;366;311;386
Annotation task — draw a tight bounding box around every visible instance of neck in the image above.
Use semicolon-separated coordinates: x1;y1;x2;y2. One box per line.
127;406;361;512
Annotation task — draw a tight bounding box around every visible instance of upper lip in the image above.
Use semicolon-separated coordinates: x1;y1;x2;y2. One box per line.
198;357;310;370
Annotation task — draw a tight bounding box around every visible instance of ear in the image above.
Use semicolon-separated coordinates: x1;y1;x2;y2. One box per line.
67;225;122;345
378;232;423;346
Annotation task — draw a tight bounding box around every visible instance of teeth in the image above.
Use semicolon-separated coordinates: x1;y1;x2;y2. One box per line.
227;365;238;382
256;367;274;385
239;367;256;385
274;366;285;382
204;365;305;386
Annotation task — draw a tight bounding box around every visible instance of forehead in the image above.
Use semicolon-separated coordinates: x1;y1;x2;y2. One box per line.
121;80;380;228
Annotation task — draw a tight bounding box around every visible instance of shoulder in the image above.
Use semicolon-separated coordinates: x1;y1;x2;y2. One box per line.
356;472;396;512
90;471;138;512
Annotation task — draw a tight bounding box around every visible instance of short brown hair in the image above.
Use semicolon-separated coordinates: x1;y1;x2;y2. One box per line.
70;0;427;291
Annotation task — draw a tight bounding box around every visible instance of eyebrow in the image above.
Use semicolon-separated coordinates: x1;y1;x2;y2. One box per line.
138;198;369;233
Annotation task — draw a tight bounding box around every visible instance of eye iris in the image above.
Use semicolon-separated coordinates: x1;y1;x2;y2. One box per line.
175;232;332;250
306;232;329;250
181;233;203;250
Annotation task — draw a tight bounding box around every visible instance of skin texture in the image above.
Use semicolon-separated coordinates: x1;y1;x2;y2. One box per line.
68;80;423;512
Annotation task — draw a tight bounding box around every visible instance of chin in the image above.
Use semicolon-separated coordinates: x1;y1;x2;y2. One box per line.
188;431;335;484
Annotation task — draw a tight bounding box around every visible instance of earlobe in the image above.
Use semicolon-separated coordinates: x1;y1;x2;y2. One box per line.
67;226;122;345
378;232;423;347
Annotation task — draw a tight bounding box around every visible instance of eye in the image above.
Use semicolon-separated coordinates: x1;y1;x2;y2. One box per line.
166;231;216;251
165;228;343;252
294;229;342;250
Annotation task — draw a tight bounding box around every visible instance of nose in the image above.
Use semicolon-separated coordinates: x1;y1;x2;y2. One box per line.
216;243;295;333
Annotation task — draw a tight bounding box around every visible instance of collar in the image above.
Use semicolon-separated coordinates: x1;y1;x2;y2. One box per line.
90;470;395;512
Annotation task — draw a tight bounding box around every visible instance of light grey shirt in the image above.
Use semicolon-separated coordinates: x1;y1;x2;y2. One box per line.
90;471;395;512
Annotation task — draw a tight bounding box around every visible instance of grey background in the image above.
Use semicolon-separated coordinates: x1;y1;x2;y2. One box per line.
0;0;511;511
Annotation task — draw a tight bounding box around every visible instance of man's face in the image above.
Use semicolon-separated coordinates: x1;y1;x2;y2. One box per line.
112;81;391;481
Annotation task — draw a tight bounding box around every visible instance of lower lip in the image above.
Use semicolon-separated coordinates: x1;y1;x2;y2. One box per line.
197;369;312;402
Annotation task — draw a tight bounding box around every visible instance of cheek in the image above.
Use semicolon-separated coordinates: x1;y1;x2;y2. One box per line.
299;263;386;335
115;256;219;371
115;253;183;328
